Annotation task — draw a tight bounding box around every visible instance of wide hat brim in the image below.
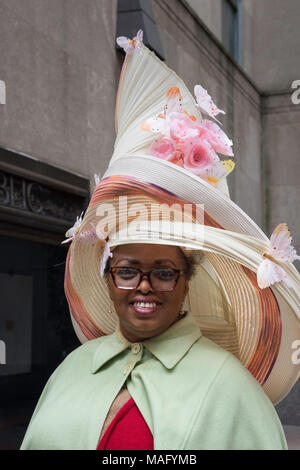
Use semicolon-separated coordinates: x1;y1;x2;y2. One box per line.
64;44;300;405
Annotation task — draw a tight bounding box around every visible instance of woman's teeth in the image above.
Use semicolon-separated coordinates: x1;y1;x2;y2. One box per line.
133;302;158;308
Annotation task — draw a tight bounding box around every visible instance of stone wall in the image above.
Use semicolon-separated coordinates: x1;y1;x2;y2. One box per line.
243;0;300;92
185;0;223;43
0;0;120;185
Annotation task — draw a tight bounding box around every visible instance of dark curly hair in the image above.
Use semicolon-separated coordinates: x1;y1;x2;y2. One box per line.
178;249;203;280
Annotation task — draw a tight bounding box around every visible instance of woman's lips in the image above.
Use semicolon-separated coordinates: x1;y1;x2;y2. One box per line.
130;301;161;315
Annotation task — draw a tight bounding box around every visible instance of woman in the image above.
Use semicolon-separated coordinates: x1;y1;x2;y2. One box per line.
20;242;288;450
20;31;299;450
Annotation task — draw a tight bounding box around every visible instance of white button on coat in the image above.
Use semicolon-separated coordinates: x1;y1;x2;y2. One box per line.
131;343;141;354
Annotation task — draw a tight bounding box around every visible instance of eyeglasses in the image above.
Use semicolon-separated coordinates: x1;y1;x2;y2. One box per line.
109;267;186;292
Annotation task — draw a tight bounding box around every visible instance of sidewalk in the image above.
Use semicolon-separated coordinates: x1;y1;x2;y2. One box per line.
284;426;300;450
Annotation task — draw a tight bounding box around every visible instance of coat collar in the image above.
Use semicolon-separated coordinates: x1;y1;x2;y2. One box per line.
91;312;202;374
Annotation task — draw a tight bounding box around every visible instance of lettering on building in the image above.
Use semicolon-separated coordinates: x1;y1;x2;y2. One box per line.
0;170;84;223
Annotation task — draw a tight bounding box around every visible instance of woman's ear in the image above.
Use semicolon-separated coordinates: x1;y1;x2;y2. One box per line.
183;281;189;300
180;276;190;313
105;273;114;302
108;288;113;302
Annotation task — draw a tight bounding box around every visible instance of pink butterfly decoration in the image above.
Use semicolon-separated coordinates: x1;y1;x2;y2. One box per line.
194;84;225;124
116;29;143;55
257;223;300;289
198;119;233;156
77;222;99;246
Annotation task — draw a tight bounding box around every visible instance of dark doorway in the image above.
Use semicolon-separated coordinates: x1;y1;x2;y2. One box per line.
0;235;80;449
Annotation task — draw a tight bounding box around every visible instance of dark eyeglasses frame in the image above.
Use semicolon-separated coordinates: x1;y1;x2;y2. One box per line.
109;267;186;291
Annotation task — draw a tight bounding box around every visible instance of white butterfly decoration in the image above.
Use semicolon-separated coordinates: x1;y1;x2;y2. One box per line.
194;84;225;124
200;160;235;186
257;223;300;289
61;212;84;244
61;217;112;275
80;223;112;276
116;29;143;55
62;215;99;246
141;86;198;138
94;173;101;187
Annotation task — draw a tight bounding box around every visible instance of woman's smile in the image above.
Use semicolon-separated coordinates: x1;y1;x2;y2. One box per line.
129;297;163;315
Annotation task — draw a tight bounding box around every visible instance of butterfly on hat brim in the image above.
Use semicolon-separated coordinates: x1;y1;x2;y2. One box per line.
61;216;112;276
61;212;84;244
201;159;235;186
257;223;300;289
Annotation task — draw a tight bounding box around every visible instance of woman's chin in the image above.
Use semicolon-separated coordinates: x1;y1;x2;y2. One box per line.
120;313;169;342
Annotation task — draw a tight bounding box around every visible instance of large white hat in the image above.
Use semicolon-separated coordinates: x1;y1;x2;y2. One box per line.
63;31;300;405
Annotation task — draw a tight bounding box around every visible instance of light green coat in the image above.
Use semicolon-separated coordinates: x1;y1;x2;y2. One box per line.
20;313;287;450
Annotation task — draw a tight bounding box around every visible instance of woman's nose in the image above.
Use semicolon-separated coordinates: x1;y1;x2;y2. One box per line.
136;276;153;293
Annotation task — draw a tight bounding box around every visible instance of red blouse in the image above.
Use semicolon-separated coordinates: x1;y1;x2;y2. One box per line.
97;397;154;450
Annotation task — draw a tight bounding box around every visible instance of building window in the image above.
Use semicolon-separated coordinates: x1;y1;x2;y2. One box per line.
116;0;165;61
222;0;243;65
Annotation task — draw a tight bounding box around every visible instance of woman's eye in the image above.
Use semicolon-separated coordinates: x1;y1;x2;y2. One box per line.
154;269;176;280
116;268;138;279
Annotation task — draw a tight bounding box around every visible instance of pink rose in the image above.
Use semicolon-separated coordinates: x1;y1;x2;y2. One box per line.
167;112;199;141
149;137;177;161
197;119;233;156
183;138;218;175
